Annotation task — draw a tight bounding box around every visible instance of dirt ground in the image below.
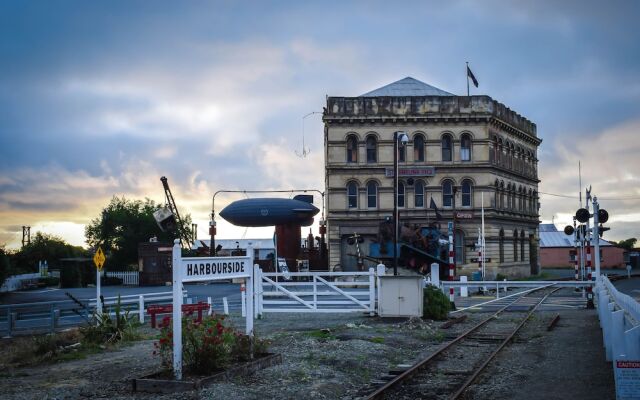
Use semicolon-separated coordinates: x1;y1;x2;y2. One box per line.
0;307;615;399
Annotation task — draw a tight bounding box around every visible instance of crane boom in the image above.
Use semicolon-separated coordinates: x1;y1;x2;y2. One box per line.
160;176;190;250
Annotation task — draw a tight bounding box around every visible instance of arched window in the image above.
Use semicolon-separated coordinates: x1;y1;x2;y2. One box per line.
367;181;378;208
398;142;406;163
442;180;453;207
398;182;405;208
461;179;472;207
366;135;377;163
491;136;498;164
528;189;533;214
498;139;504;167
518;187;524;212
346;135;358;163
513;230;518;262
414;134;425;162
347;182;358;209
455;230;465;264
533;191;538;214
509;143;515;169
499;181;505;209
414;180;425;208
460;134;471;161
506;184;512;209
499;229;505;263
520;230;525;261
441;134;452;162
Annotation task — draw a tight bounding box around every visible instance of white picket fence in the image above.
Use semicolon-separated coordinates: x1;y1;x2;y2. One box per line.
104;271;139;286
596;276;640;361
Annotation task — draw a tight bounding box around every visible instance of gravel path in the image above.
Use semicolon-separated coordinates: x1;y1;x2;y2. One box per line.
0;307;615;399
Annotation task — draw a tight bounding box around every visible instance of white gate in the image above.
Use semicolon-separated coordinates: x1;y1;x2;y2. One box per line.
254;267;378;315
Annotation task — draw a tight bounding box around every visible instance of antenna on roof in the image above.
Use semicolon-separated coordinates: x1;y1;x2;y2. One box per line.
296;111;322;158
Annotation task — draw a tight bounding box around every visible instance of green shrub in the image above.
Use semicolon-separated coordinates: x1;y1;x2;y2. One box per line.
496;273;507;281
80;295;140;344
423;285;451;320
39;277;60;287
155;313;269;375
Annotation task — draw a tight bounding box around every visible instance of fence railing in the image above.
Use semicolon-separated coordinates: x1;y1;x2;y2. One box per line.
105;271;139;286
0;290;183;337
254;266;377;315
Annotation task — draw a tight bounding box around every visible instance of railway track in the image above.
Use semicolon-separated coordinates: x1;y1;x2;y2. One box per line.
363;285;561;400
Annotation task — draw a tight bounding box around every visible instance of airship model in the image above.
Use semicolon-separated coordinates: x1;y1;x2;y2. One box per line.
219;195;319;227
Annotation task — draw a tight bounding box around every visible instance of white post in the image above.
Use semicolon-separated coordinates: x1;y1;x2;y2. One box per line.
496;282;500;299
368;267;375;315
96;267;102;317
138;295;144;324
430;263;440;287
503;278;508;293
460;275;468;297
171;239;183;380
207;296;213;316
241;284;246;317
593;197;601;281
376;263;386;308
312;275;318;310
245;264;256;337
223;297;229;315
253;264;261;319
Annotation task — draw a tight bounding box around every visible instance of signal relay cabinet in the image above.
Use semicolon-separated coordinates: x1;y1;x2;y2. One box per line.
378;276;423;317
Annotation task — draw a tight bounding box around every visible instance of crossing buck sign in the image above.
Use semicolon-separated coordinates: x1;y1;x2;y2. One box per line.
170;239;255;380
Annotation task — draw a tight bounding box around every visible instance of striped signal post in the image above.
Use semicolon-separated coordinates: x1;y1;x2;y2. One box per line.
586;236;595;308
449;232;455;303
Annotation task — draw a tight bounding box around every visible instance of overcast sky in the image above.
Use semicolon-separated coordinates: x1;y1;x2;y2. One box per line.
1;0;639;249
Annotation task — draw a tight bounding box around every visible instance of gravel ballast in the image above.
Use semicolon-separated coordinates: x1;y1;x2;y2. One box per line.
0;307;614;399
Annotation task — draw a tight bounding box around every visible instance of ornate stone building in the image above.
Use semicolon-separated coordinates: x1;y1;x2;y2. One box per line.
323;77;542;278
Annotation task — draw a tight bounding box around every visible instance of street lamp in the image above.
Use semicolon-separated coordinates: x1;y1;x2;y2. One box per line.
393;131;409;276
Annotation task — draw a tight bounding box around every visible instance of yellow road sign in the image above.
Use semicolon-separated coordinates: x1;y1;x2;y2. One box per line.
93;247;106;271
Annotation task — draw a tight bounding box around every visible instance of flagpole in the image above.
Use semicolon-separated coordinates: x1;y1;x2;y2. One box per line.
466;61;470;96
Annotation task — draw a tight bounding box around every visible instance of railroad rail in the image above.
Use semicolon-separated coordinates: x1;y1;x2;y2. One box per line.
364;285;561;400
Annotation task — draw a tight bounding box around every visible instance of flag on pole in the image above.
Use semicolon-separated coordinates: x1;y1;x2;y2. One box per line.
467;65;479;88
430;197;443;220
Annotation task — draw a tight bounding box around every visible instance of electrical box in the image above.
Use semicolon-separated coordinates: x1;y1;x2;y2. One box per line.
378;276;423;317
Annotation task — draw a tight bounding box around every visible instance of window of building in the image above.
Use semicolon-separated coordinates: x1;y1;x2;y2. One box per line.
460;134;471;161
441;134;452;162
499;181;505;209
415;180;425;208
347;182;358;209
455;230;465;264
366;135;377;163
414;134;425;162
346;135;358;163
398;143;406;163
461;179;472;207
367;181;378;208
499;229;505;263
398;182;405;208
442;180;453;207
520;230;525;262
513;230;518;262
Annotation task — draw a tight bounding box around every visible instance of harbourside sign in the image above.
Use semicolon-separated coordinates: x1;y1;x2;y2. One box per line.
181;257;248;282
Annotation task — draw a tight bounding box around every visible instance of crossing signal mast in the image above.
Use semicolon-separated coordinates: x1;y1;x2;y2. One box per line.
564;192;609;309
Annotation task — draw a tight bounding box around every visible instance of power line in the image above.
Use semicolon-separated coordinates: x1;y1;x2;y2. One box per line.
539;191;640;201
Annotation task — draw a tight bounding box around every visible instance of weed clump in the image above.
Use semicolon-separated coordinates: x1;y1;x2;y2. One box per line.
422;285;451;321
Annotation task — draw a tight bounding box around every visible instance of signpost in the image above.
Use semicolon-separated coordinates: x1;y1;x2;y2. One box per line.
93;247;105;316
171;239;254;380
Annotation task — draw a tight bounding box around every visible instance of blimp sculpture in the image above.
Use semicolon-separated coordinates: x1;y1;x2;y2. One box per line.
219;195;319;227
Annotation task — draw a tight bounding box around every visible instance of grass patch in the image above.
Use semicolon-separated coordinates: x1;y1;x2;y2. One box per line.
368;336;385;344
306;329;337;341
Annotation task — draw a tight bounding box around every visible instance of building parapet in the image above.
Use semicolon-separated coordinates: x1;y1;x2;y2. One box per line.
324;95;537;138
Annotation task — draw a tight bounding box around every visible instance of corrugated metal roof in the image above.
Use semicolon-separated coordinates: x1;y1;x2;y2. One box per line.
539;231;611;248
360;77;454;97
539;224;558;232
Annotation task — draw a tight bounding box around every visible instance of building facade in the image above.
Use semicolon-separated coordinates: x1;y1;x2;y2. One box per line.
323;77;542;278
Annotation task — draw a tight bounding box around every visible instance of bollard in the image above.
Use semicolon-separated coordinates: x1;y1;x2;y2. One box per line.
223;297;229;315
503;278;508;293
460;276;468;297
138;295;145;324
369;267;375;316
207;296;213;316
